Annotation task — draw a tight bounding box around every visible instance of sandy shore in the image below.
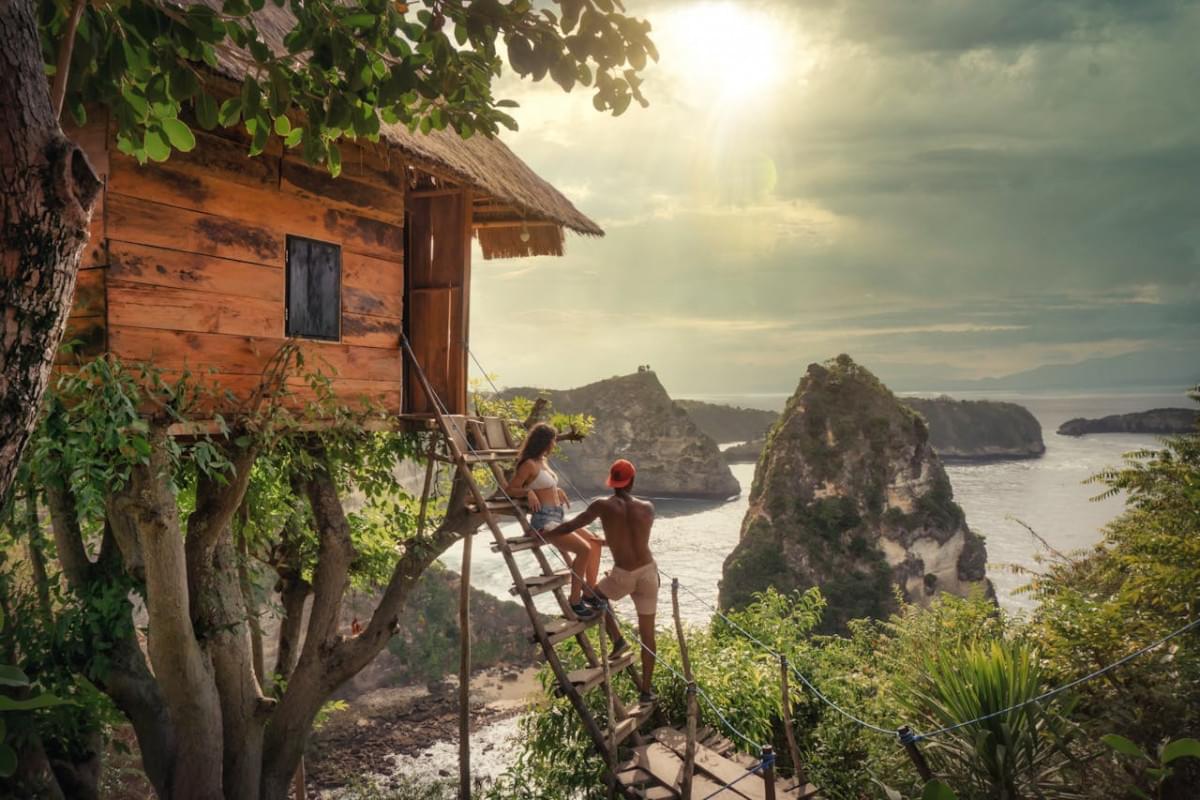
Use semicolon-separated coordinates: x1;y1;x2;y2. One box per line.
305;665;543;796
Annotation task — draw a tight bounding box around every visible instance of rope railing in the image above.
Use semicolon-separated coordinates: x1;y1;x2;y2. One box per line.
464;345;1200;776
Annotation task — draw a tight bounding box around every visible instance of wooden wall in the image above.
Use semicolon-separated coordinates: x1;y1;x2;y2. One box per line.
62;111;427;417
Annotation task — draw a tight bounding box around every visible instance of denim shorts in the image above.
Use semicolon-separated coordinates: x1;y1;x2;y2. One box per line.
529;505;565;532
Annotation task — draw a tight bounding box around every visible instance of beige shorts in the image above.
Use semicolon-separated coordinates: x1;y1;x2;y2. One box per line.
596;561;659;616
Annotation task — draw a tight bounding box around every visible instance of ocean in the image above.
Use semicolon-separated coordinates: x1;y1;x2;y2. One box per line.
440;391;1190;622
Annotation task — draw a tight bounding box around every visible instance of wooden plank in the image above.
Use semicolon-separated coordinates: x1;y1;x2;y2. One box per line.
281;157;405;223
407;288;452;413
654;728;765;800
163;128;280;190
108;241;283;302
639;743;745;799
341;313;401;349
108;326;403;383
156;370;401;416
107;193;283;266
342;251;404;317
108;280;283;340
108;156;405;262
73;268;106;317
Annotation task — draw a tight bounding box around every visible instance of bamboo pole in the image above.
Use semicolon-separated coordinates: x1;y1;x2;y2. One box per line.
671;579;698;800
898;726;933;783
458;530;474;800
778;656;806;784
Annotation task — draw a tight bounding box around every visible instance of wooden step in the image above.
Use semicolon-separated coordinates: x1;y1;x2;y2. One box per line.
605;716;639;746
469;498;525;517
493;534;541;553
635;742;744;799
654;727;779;800
622;699;656;723
511;571;569;597
535;615;600;646
563;651;635;694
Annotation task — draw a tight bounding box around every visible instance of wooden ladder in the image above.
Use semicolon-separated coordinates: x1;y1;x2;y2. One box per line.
403;341;652;797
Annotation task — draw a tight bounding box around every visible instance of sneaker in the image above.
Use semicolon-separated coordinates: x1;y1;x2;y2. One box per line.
570;602;597;621
638;689;658;705
609;637;629;659
583;594;607;610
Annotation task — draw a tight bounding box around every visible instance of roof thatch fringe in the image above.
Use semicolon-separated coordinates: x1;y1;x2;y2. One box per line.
182;0;603;240
476;224;565;260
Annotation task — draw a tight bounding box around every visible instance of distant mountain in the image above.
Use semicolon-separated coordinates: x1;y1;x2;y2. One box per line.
927;349;1198;393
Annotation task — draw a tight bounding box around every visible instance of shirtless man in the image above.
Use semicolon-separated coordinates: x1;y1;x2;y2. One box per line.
546;459;659;702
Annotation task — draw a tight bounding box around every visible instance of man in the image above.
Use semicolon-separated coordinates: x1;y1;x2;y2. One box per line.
547;458;659;702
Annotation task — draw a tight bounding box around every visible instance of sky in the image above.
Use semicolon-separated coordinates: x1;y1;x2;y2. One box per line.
467;0;1200;395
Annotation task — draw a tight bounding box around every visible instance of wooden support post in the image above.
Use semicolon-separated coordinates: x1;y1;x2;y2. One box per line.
778;656;806;784
599;618;616;800
761;745;777;800
671;578;698;800
898;726;933;783
291;758;306;800
458;530;474;800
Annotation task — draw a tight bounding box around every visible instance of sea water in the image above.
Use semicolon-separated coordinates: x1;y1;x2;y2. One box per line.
440;391;1187;620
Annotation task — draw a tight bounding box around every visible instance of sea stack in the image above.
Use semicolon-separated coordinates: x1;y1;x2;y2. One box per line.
719;355;993;633
505;371;740;499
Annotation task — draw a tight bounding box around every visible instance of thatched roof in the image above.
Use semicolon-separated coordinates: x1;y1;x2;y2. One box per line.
185;0;603;256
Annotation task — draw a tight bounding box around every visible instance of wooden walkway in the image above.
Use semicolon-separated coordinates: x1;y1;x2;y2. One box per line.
404;342;819;799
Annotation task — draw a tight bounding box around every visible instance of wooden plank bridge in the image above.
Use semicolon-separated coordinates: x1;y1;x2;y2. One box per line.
404;341;820;799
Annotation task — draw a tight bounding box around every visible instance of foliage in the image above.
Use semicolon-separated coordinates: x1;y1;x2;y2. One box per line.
1102;734;1200;799
42;0;656;173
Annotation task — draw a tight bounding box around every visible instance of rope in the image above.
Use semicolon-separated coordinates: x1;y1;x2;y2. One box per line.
463;345;1200;744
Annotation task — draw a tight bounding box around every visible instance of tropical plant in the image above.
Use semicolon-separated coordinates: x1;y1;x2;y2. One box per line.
1102;734;1200;800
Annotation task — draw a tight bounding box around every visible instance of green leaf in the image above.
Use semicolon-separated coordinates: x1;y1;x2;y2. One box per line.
0;692;69;711
1103;734;1148;760
161;118;196;152
327;141;342;177
1162;738;1200;764
343;12;376;28
284;127;303;148
121;86;149;120
274;115;292;136
218;97;243;127
0;666;29;687
194;93;219;130
0;744;15;779
143;130;171;162
922;780;958;800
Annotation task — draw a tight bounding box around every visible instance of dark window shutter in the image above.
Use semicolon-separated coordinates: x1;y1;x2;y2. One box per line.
286;236;341;341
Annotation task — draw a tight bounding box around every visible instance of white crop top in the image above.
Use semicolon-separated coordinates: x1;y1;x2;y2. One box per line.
526;463;558;491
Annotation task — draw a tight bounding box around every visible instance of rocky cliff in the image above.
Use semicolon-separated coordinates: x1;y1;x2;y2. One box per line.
1057;408;1198;437
505;371;741;499
720;355;993;633
903;396;1045;460
674;399;779;444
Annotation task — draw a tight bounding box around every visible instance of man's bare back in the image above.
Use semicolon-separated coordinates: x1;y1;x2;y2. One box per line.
592;493;655;570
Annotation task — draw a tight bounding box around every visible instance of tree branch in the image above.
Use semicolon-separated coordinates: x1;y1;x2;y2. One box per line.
44;480;93;590
295;451;355;655
49;0;86;119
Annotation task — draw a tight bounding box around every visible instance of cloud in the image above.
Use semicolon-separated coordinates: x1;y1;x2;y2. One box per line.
468;0;1200;394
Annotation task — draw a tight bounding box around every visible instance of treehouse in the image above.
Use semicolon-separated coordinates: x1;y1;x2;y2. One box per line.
60;76;600;425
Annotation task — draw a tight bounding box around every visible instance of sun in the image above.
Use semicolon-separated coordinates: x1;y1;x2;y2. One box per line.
654;1;791;108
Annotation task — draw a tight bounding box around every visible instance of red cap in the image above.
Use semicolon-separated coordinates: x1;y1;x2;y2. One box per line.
606;459;636;489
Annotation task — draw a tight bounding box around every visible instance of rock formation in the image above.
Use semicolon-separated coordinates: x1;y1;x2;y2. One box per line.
1057;408;1197;437
903;396;1044;460
674;399;778;444
720;355;993;633
722;438;767;463
505;371;741;499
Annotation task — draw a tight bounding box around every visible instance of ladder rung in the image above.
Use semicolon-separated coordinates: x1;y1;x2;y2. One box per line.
623;699;656;722
616;767;653;787
643;788;676;799
470;499;525;517
493;534;541;553
564;651;635;694
534;615;600;646
512;571;569;597
606;716;639;746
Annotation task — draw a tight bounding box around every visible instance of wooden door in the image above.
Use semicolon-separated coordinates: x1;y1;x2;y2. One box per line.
405;189;472;414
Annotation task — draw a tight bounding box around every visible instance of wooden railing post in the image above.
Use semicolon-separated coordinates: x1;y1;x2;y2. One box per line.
779;656;806;784
598;617;617;799
898;726;933;783
761;745;776;800
458;527;473;800
671;578;698;800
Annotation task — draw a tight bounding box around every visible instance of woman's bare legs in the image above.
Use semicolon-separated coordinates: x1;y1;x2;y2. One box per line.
549;531;593;605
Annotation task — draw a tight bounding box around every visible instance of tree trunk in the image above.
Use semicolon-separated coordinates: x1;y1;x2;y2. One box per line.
24;480;53;618
0;0;101;506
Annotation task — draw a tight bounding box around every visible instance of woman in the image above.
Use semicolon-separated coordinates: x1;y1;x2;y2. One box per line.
506;423;604;620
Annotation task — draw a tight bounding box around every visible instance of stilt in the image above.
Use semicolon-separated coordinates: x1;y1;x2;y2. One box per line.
458;522;473;800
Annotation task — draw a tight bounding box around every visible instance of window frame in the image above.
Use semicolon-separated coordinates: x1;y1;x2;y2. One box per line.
284;234;343;343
